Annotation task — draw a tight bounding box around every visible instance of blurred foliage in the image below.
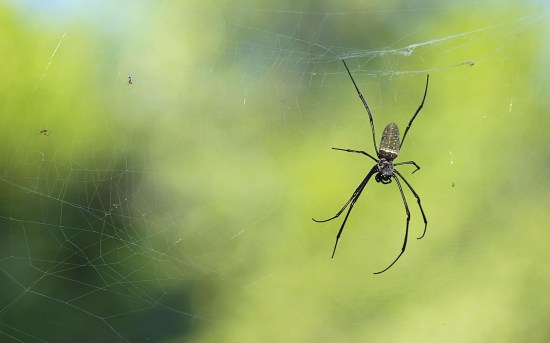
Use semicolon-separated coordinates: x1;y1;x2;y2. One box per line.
0;1;549;342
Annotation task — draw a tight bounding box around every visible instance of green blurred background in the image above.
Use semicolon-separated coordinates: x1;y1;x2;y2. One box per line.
0;0;549;342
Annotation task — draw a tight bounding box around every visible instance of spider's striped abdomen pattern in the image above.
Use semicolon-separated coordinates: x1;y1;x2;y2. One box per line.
379;123;400;161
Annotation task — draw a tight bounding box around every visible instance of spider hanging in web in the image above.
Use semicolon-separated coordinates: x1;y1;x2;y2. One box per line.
312;59;429;274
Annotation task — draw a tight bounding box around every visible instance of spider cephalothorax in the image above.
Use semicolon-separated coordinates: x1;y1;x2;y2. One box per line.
375;159;394;184
313;59;430;274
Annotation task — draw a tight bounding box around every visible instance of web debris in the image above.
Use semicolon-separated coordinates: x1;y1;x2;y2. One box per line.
32;31;67;93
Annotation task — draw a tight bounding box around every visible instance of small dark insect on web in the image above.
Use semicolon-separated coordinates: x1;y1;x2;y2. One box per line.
38;129;50;136
312;59;430;274
128;76;133;85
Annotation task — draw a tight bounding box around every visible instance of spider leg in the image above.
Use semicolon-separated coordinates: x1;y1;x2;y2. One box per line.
332;147;378;162
311;183;362;223
330;166;378;258
331;186;364;258
394;160;421;174
394;170;427;239
312;165;377;223
342;59;378;154
400;74;429;149
373;175;410;274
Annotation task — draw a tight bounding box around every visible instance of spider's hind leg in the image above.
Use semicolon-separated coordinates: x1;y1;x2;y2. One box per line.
312;166;378;258
373;175;410;274
312;166;377;223
394;170;427;239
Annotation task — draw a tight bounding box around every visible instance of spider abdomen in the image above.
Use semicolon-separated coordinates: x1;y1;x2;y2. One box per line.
379;123;400;161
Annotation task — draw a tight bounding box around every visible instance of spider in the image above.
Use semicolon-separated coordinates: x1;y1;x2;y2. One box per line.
312;59;429;274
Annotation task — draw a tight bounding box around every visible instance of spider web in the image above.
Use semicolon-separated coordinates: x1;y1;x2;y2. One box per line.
1;1;549;342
